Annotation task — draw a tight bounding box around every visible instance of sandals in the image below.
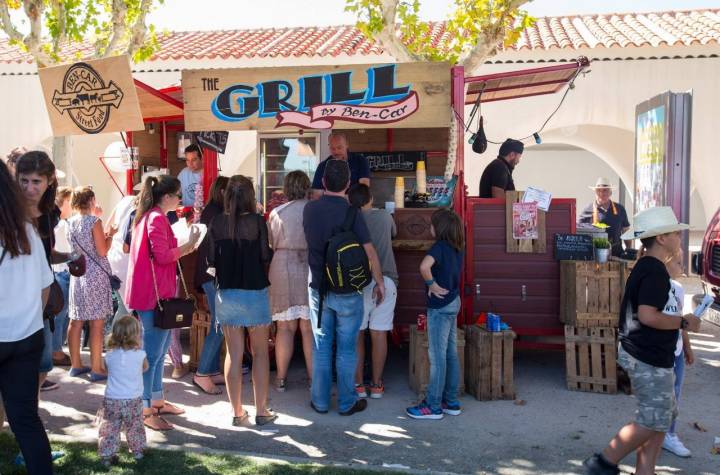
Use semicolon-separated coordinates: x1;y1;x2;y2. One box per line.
152;402;186;415
232;411;249;427
275;378;287;392
193;376;223;395
143;411;173;431
255;410;278;426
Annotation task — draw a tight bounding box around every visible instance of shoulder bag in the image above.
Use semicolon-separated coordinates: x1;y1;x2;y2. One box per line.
146;218;196;329
71;235;121;291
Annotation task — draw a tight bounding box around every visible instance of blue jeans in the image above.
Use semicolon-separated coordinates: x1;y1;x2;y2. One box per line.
138;310;172;406
197;282;223;375
51;270;71;352
669;350;685;435
309;289;363;413
39;319;53;373
426;296;461;412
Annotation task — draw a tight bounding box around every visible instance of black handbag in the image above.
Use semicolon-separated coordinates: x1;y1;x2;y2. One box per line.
147;221;196;329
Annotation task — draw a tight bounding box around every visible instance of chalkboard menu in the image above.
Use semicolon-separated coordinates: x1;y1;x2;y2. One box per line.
196;131;229;154
357;151;426;172
554;234;594;261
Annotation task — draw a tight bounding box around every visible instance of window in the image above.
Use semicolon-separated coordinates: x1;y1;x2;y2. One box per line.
258;134;320;205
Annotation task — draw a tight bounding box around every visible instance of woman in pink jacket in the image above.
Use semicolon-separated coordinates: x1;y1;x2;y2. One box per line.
125;175;199;431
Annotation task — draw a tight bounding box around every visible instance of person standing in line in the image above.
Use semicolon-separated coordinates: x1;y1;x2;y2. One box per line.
583;207;701;475
125;175;200;431
348;184;398;400
192;176;229;395
66;186;116;382
209;175;276;426
97;315;148;467
0;159;54;475
268;171;314;392
406;209;465;420
106;194;139;320
49;186;73;367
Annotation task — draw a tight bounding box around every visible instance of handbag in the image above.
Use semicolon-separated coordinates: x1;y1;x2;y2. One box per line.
68;253;86;277
72;235;121;291
146;219;196;329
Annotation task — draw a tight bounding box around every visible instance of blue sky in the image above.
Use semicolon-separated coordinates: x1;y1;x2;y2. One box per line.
148;0;719;31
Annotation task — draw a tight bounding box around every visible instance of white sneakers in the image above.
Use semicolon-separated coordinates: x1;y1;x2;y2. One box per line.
662;433;691;458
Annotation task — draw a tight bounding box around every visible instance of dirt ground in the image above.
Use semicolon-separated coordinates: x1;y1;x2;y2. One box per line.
28;284;720;474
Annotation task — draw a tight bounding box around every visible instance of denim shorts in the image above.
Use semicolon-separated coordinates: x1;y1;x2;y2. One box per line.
215;287;271;328
618;345;677;432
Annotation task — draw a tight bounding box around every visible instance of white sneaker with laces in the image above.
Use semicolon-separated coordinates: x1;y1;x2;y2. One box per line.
662;433;691;458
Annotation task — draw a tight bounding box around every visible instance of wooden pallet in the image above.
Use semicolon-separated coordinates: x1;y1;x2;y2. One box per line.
465;325;515;400
408;324;465;397
560;261;627;328
565;325;617;394
189;309;211;372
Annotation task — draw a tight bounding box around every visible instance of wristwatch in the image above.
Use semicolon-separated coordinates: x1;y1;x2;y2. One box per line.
680;317;689;330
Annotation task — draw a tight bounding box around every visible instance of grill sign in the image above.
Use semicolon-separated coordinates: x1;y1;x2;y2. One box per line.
51;63;124;134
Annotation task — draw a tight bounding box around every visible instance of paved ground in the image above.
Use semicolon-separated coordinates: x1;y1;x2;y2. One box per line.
30;284;720;474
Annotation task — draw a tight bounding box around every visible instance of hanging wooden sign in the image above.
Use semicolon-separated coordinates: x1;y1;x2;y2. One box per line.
182;62;451;131
38;55;143;136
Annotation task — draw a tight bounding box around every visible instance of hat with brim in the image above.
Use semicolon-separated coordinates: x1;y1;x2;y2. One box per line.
133;170;165;191
589;177;615;190
620;206;689;240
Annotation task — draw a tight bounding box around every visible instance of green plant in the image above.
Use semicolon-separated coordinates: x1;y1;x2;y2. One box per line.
593;238;611;250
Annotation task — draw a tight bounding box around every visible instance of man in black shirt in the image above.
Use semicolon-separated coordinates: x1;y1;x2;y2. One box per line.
578;177;631;256
584;207;700;475
478;138;523;198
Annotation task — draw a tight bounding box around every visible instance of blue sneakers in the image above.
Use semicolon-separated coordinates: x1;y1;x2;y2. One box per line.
442;401;462;416
405;401;443;420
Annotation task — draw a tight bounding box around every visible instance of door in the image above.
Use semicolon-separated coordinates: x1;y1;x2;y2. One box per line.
258;133;320;205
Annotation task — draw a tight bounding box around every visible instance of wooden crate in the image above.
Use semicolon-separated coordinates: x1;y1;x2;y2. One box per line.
189;309;211;372
560;261;627;327
565;325;617;394
464;325;515;401
408;324;465;397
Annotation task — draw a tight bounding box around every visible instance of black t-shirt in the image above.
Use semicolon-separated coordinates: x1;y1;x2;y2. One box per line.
37;206;61;265
578;201;630;256
426;240;464;309
303;196;371;290
479;158;515;198
619;256;678;368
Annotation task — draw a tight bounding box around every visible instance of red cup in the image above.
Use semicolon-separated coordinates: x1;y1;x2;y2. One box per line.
417;313;427;332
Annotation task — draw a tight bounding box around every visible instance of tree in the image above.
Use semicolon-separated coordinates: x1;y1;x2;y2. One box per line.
0;0;163;183
345;0;534;72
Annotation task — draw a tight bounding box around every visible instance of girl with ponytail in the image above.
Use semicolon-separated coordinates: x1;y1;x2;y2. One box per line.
125;174;200;432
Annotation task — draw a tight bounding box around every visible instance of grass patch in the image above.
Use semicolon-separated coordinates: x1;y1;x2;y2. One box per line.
0;432;396;474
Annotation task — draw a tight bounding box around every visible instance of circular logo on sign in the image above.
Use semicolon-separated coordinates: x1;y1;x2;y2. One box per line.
51;62;124;134
405;214;430;237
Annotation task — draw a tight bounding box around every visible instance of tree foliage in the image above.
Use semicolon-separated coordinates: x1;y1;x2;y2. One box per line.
345;0;534;71
0;0;164;66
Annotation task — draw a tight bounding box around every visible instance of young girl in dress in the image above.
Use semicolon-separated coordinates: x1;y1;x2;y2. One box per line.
406;208;465;420
98;315;148;466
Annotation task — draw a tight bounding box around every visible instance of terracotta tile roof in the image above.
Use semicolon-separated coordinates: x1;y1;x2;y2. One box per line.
0;8;718;64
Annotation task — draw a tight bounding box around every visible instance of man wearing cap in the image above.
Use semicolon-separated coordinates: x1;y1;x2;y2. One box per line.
478;138;523;199
578;177;631;256
584;207;700;475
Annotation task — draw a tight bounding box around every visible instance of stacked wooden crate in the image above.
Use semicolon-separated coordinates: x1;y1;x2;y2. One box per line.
408;325;465;397
464;325;515;400
560;261;626;394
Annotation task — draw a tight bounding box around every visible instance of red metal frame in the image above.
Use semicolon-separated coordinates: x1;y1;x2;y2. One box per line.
125;131;134;196
133;79;185;111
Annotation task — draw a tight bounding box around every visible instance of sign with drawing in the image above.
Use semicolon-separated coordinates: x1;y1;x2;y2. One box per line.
182;62;450;131
38;55;143;136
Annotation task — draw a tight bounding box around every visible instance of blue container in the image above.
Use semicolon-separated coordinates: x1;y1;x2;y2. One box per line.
487;313;500;332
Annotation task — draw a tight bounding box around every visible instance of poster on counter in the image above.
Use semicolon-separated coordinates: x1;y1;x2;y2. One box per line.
512;202;539;240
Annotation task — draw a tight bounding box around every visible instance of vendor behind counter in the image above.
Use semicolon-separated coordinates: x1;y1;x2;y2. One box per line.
478;138;523;199
311;132;370;198
578;177;631;257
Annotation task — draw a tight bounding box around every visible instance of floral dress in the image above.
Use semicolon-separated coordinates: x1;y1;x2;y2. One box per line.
68;214;113;321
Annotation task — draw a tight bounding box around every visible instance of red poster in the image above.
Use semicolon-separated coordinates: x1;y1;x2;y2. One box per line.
512;202;538;240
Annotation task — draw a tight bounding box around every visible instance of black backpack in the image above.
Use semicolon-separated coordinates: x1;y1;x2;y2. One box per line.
317;206;372;326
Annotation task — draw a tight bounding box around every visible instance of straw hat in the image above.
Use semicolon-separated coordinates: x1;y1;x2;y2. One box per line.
620;206;689;240
589;177;615;190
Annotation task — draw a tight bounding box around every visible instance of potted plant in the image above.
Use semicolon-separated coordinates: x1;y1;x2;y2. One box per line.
593;238;611;263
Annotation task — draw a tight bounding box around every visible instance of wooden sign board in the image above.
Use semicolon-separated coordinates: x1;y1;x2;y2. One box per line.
196;131;229;154
38;55;143;136
182;62;451;132
555;234;594;261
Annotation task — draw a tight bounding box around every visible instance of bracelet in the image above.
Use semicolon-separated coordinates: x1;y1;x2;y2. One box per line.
424;279;435;286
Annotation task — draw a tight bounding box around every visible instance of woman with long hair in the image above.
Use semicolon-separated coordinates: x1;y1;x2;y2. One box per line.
209;175;276;426
66;186;116;381
268;171;313;391
0;159;54;474
16;150;72;391
125;175;200;431
193;176;229;395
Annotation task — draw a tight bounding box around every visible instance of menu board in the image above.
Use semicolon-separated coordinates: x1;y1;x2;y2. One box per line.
357;151;426;172
554;234;594;261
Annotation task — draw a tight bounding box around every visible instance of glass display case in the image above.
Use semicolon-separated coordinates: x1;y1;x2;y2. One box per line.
258;133;320;205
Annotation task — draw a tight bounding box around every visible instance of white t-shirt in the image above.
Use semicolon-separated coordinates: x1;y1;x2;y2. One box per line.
0;223;54;342
177;167;202;207
52;218;71;273
105;348;146;399
662;279;684;356
106;196;136;300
